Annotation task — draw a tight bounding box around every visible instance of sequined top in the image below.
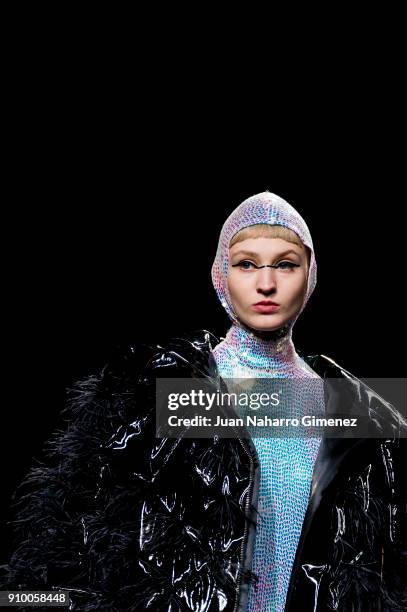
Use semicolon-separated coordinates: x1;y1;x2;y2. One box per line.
212;324;324;612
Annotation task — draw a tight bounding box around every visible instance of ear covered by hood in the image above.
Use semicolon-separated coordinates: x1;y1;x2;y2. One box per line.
211;191;317;328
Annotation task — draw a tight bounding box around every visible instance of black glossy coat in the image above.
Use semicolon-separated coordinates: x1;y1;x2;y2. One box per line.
1;330;406;611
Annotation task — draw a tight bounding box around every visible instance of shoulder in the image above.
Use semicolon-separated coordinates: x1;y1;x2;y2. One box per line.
65;329;220;415
303;353;407;439
301;352;352;378
101;329;220;382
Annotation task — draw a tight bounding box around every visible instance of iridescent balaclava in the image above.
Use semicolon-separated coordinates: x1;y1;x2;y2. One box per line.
212;190;316;329
211;190;318;377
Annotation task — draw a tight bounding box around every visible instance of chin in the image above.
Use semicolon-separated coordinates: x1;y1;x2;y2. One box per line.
245;315;286;332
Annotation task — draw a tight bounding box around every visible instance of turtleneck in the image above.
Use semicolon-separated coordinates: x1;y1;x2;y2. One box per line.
212;320;318;379
212;321;324;612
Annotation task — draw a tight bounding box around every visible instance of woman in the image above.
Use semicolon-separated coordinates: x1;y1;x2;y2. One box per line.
1;191;406;611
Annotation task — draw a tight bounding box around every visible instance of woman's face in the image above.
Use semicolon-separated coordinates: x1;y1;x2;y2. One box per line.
227;237;309;332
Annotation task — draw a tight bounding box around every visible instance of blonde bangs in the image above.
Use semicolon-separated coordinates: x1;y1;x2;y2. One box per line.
229;224;311;267
229;224;303;249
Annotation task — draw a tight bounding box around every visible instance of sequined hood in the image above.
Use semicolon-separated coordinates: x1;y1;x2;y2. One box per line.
211;191;317;328
210;192;320;378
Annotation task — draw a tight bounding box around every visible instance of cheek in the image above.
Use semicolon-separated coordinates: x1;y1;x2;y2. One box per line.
275;272;304;300
227;273;247;304
287;273;308;303
227;274;238;300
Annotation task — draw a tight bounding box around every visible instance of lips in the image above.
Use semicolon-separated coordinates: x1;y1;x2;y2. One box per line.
254;301;279;306
252;302;280;313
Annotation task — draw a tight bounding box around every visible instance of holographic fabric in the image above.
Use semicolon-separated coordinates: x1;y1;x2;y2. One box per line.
210;192;325;611
211;191;317;329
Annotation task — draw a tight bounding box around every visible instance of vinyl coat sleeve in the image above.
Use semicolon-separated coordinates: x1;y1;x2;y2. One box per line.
0;341;160;609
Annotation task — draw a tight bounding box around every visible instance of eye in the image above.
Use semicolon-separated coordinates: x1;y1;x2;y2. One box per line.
276;261;300;270
230;260;301;271
234;260;257;270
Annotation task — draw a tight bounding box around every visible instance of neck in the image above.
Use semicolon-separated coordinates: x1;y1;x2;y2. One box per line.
218;319;298;374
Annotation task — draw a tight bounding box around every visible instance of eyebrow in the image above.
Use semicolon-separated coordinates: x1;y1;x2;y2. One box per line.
230;249;301;259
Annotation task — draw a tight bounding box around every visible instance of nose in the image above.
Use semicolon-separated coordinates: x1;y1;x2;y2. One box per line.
256;266;277;295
